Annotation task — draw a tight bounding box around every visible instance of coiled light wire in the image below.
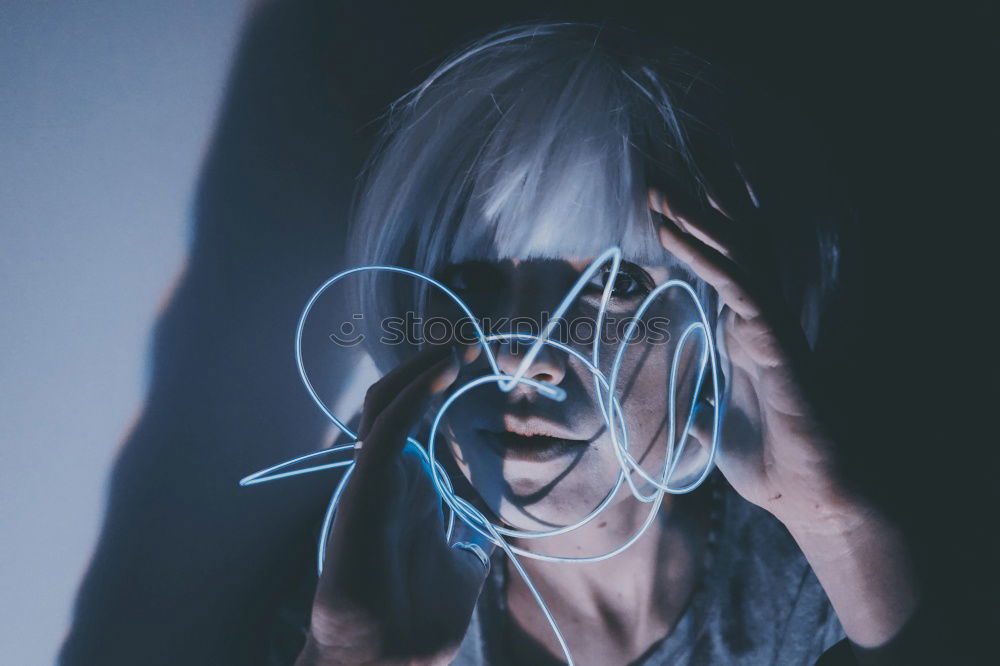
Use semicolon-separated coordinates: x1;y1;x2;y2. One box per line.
239;247;721;666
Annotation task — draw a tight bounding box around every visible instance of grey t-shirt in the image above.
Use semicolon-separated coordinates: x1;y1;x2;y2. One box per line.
266;475;845;665
452;476;845;665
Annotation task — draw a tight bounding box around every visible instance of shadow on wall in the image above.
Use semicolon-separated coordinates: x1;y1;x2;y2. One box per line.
57;0;633;661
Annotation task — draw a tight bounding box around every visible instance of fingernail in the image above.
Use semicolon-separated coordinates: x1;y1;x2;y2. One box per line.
443;345;461;376
429;348;461;394
461;342;483;365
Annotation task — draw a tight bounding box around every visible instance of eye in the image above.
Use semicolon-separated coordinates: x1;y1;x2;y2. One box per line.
439;261;504;293
586;263;652;299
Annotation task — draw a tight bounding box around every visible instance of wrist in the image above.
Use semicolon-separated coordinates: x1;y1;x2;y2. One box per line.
294;630;374;666
762;469;871;539
783;499;886;566
294;634;336;666
776;485;875;541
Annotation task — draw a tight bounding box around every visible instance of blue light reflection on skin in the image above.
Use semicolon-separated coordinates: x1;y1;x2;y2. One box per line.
239;248;721;666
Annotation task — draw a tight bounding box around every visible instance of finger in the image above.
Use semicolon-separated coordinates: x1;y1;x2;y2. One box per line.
655;215;764;320
461;341;483;365
358;349;461;470
701;157;757;221
656;128;755;222
648;188;745;262
319;446;447;613
357;344;454;440
323;353;460;577
448;513;498;577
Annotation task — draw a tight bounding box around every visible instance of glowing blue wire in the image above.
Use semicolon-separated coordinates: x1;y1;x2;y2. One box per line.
293;265;565;434
239;445;355;486
240;248;722;666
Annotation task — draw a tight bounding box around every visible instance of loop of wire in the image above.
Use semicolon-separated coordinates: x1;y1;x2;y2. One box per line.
239;247;720;665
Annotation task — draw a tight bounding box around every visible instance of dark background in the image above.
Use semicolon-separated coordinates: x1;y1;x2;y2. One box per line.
60;0;994;662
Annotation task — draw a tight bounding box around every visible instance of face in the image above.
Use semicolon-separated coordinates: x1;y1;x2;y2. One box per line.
421;256;712;532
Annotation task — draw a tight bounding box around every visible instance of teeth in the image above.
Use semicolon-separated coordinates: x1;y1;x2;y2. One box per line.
504;428;560;439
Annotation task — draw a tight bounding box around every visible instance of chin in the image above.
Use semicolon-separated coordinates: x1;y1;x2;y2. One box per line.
495;462;617;526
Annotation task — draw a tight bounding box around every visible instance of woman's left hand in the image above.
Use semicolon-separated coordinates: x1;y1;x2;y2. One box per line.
648;182;853;531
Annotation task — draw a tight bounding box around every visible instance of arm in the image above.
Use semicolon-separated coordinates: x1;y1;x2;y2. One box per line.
785;500;917;648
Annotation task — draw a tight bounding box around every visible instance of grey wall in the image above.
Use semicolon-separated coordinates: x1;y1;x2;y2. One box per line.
0;2;249;663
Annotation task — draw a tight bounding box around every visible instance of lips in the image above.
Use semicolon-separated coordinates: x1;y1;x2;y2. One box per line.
480;426;588;462
501;414;579;440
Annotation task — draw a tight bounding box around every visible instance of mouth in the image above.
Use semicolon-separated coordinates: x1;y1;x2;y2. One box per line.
480;429;589;462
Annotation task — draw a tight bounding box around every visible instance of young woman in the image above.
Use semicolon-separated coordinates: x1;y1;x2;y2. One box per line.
282;23;921;666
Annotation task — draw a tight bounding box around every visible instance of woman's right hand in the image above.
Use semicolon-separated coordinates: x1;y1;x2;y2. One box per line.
295;344;495;666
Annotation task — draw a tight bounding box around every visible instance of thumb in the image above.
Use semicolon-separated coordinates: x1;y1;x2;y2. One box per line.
447;508;498;580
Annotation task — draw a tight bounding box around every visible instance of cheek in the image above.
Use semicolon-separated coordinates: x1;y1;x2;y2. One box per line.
602;331;705;481
610;342;670;440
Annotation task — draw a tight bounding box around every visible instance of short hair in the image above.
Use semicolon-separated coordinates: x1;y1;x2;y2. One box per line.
346;22;849;372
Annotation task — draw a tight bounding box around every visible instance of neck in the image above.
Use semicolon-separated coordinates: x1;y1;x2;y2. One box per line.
504;488;711;662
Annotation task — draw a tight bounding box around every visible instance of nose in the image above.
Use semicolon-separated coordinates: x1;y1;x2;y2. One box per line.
488;259;575;393
496;338;567;388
